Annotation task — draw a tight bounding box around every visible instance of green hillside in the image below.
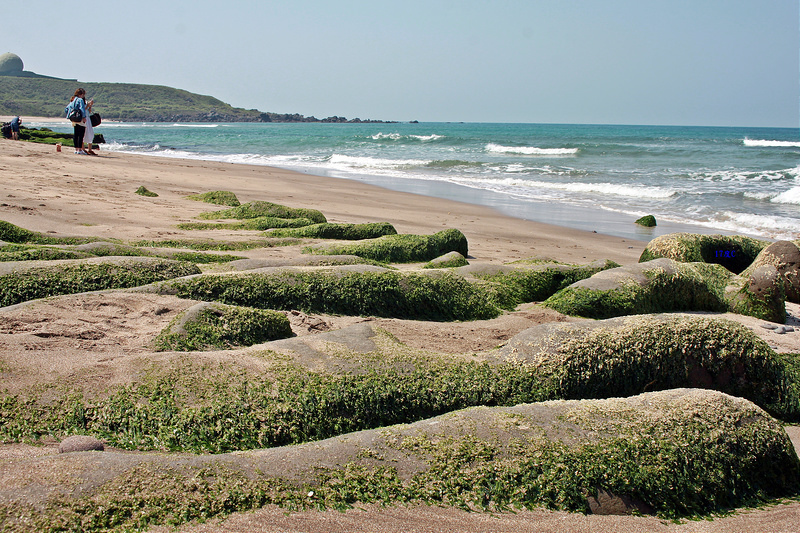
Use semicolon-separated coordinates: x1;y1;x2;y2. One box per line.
0;77;384;123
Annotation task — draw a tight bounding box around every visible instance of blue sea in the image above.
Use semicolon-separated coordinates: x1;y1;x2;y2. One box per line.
35;121;800;241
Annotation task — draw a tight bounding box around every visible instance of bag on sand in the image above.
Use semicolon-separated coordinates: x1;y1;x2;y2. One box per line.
90;113;101;127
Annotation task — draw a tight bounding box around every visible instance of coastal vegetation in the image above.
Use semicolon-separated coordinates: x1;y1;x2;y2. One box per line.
0;77;389;122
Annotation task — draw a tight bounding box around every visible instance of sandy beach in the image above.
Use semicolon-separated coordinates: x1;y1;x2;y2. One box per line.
0;140;644;265
1;139;799;532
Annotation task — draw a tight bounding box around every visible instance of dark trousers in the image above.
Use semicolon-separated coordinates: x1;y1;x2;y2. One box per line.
73;124;85;150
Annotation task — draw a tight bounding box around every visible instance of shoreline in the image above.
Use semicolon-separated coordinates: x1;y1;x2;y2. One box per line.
5;119;790;243
0;139;644;266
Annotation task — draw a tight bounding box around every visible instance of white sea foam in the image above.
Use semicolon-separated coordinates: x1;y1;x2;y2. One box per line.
411;134;445;141
743;138;800;148
371;133;444;142
485;143;578;156
715;212;800;240
743;192;775;201
486;178;676;199
328;154;431;168
772;187;800;205
170;123;219;128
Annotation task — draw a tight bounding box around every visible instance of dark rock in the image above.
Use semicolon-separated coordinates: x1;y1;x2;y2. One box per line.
58;435;104;453
587;489;655;515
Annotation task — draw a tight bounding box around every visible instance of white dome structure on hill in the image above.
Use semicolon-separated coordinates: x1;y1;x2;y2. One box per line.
0;53;24;74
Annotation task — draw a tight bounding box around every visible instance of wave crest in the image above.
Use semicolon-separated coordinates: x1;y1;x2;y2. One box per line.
744;138;800;148
772;186;800;205
486;143;578;156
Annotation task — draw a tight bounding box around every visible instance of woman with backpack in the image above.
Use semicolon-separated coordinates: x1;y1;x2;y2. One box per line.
65;88;96;155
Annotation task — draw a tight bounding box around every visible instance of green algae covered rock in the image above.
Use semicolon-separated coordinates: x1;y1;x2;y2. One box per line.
304;229;468;263
0;257;201;307
543;258;732;319
268;222;398;240
635;214;657;227
462;259;619;305
155;301;292;351
187;190;239;206
0;220;99;246
727;264;786;323
496;313;800;420
639;232;769;274
199;200;326;224
3;389;798;531
178;216;316;231
423;251;469;269
135;186;158;197
161;267;500;321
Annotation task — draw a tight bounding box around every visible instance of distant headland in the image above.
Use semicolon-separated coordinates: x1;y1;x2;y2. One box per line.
0;52;393;123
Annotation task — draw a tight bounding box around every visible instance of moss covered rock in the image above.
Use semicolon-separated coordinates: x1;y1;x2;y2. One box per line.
304;229;468;263
135;186;158;197
461;259;619;306
0;245;92;262
2;389;797;531
495;313;800;420
635;214;657;227
639;233;769;274
726;264;786;323
543;258;732;319
155;302;292;351
156;268;501;321
0;257;201;307
187;190;240;206
424;251;469;269
178;216;316;231
198;200;326;224
0;220;99;246
268;222;398;240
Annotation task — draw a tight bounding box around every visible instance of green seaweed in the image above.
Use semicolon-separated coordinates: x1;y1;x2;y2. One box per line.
543;262;732;319
177;216;315;231
0;220;100;246
423;252;469;269
135;186;158;197
187;190;240;206
155;304;292;351
166;269;502;321
0;259;201;307
268;222;398;240
476;260;620;305
198;201;326;224
639;233;769;274
304;229;468;263
634;215;657;227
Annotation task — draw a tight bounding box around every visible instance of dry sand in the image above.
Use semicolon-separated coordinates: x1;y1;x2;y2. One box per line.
1;139;799;532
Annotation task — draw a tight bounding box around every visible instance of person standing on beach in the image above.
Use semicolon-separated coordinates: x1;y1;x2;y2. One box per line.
82;98;97;155
10;116;21;140
66;88;94;155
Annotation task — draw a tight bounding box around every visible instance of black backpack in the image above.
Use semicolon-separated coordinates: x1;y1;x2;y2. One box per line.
1;123;11;139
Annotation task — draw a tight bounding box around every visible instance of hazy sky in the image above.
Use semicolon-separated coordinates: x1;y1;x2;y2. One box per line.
4;0;798;126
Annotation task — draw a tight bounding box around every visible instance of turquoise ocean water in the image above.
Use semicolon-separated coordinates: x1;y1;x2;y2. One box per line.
35;121;800;241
